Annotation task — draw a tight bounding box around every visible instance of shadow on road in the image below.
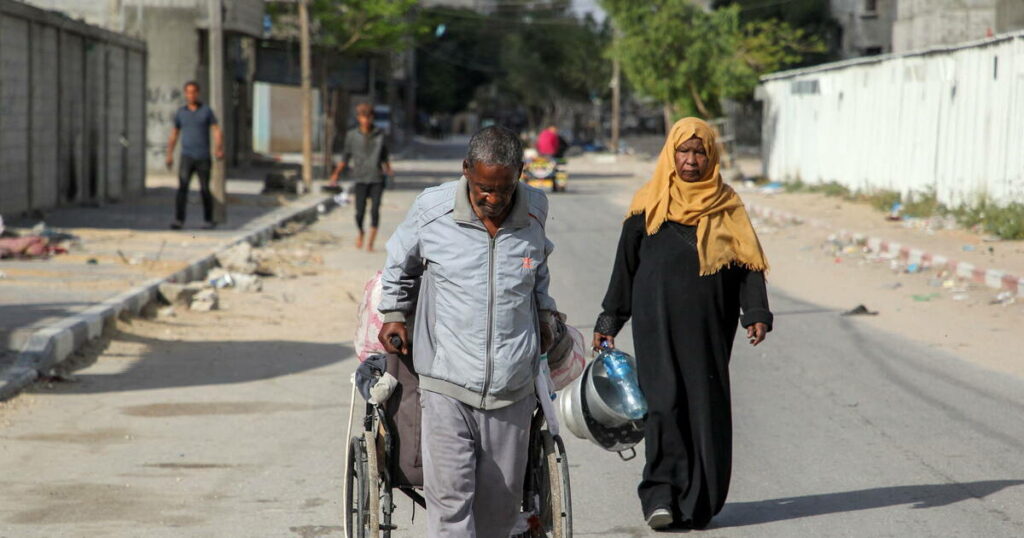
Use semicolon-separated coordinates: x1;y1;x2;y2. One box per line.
28;329;353;395
716;480;1024;528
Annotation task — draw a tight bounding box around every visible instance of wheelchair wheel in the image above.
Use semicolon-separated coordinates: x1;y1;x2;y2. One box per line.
363;430;381;537
542;432;573;537
345;436;372;538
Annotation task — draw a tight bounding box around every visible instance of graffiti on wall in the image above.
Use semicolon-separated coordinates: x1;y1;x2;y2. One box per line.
145;85;184;166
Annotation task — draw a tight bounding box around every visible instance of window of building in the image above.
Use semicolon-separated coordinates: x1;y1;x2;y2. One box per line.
864;46;883;56
863;0;878;15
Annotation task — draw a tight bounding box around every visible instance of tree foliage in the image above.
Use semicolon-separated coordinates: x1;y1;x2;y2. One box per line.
602;0;824;120
416;2;611;126
268;0;424;54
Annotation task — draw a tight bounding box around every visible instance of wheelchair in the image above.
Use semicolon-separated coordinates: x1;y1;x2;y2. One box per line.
343;351;573;538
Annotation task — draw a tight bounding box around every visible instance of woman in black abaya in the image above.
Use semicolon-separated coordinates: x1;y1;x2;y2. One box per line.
593;117;773;531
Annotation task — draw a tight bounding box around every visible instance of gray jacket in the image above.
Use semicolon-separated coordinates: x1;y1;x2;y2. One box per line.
379;177;557;410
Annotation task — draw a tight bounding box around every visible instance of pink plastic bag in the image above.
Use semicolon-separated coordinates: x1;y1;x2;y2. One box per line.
355;271;387;362
550;324;586;391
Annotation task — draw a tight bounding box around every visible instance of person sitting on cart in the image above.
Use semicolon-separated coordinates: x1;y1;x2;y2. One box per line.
378;125;557;537
536;125;566;158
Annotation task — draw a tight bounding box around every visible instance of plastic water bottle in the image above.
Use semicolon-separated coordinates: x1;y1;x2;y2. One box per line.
598;344;647;420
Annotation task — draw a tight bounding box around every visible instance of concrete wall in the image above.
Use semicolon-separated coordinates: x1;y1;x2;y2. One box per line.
22;0;263;171
1;14;31;213
831;0;896;58
892;0;1024;53
0;0;147;216
759;31;1024;208
141;6;200;169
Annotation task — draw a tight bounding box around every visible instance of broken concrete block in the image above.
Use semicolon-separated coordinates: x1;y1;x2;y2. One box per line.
189;288;219;311
159;282;202;306
216;242;257;274
232;273;263;293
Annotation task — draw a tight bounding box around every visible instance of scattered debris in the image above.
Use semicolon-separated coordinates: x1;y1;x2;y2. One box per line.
962;244;976;252
158;281;207;306
190;288;219;311
216;242;258;274
906;263;921;274
0;236;67;259
991;291;1016;306
142;302;178;319
911;293;941;302
881;282;903;290
207;268;262;292
86;258;98;265
842;304;878;316
759;181;784;195
233;273;263;293
952;293;970;301
886;202;903;221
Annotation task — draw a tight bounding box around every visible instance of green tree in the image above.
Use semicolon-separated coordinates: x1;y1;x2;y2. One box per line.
310;0;422;53
416;3;611;131
268;0;423;53
602;0;823;125
712;0;840;65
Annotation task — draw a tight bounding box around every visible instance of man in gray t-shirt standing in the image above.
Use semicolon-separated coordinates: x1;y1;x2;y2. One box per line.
166;80;224;230
328;102;392;251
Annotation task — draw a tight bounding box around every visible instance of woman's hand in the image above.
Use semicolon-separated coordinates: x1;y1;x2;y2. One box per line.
747;322;768;346
592;332;615;351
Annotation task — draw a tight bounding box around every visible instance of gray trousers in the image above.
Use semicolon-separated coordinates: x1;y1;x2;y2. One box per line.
421;389;533;538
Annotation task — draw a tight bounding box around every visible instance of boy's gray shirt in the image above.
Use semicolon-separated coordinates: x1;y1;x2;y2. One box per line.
342;127;388;183
379;177;557;410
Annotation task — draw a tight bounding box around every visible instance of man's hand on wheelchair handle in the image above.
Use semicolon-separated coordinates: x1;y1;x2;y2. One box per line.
379;322;409;355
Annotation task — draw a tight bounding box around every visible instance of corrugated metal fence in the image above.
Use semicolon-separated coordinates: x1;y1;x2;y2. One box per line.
759;31;1024;207
0;0;146;216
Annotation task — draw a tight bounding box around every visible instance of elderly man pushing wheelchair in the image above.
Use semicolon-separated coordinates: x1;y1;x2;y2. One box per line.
378;125;558;537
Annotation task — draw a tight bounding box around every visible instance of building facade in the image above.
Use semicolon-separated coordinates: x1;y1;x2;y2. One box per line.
0;0;147;215
831;0;896;58
22;0;265;171
893;0;1024;52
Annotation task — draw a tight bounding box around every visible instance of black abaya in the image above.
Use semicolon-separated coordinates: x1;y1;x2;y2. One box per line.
595;213;772;529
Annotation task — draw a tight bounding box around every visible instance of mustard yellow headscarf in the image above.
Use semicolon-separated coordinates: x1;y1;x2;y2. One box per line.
627;117;769;276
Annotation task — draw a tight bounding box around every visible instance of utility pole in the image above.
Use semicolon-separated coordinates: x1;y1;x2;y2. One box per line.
208;0;226;223
299;0;313;192
610;52;621;154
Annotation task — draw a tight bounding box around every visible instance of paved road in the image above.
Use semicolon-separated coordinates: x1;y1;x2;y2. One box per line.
1;151;1023;537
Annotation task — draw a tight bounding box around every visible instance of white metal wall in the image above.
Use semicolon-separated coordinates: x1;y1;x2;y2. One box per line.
760;32;1024;207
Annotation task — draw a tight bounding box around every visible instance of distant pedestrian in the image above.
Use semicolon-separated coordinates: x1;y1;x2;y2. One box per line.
166;80;224;230
593;117;773;531
536;125;561;157
328;103;392;251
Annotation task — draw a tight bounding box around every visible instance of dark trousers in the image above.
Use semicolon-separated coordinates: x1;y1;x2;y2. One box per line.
175;156;213;223
354;182;384;232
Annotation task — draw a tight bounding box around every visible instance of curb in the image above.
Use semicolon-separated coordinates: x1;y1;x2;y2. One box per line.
0;194;335;401
746;203;1024;298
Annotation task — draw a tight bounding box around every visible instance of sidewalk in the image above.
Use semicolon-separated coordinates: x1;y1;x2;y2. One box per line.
0;170;332;394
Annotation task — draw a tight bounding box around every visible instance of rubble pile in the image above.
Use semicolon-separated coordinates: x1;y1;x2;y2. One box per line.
817;234;1009;305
